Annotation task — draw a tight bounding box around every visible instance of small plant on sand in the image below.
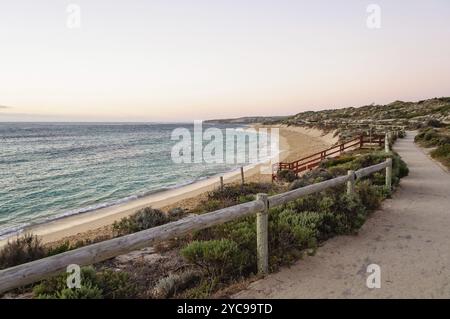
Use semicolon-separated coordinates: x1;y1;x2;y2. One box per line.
0;234;46;270
113;207;168;236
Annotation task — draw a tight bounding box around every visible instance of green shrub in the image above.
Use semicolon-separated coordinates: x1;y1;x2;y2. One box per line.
289;169;334;190
396;157;409;179
152;270;201;298
0;234;46;270
95;269;137;299
181;239;247;279
336;194;367;232
168;207;185;220
426;119;443;128
390;153;409;186
113;207;168;236
46;235;111;257
193;183;276;214
431;144;450;168
33;266;136;299
181;277;219;299
46;241;72;257
415;128;449;147
238;194;255;203
371;172;385;186
192;199;232;214
53;284;103;299
320;155;355;168
192;216;257;273
278;169;297;182
270;209;319;252
355;180;384;211
288;190;367;234
208;183;274;202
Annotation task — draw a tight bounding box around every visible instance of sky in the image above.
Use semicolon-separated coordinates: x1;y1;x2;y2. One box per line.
0;0;449;122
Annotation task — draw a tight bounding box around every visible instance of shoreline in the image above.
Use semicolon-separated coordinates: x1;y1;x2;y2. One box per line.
0;125;336;247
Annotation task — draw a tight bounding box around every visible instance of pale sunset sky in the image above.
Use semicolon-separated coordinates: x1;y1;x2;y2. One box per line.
0;0;449;122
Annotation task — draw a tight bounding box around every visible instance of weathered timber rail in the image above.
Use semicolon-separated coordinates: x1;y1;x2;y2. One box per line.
272;134;386;180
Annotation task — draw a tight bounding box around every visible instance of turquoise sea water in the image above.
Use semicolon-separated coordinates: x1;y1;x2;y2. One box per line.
0;123;267;238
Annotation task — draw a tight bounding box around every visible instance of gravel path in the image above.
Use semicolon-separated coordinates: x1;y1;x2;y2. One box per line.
235;132;450;298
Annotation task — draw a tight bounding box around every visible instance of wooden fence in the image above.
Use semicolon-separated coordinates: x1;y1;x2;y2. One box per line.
0;156;393;294
272;134;386;180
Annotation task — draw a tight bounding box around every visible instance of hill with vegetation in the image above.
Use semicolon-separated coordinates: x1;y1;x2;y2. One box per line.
208;97;450;140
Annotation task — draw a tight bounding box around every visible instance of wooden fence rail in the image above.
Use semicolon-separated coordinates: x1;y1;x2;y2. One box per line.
0;156;393;294
272;134;386;180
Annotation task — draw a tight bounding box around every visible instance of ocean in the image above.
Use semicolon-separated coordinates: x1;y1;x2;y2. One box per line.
0;122;272;239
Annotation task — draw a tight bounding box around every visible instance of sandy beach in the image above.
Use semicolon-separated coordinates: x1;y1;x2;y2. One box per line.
0;125;337;247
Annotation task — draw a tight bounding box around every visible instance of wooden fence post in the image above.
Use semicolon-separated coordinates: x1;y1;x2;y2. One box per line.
220;176;224;191
347;170;355;196
240;167;245;185
385;158;392;191
385;132;390;153
256;193;269;275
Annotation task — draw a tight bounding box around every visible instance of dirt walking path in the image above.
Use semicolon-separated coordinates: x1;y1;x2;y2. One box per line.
235;132;450;298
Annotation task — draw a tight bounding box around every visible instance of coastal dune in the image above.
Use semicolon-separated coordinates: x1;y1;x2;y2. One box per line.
0;126;337;246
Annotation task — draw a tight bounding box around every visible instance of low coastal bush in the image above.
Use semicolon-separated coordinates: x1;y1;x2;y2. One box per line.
208;183;275;202
355;180;386;210
415;128;450;147
277;169;297;182
33;266;137;299
152;270;202;298
45;233;113;258
113;207;168;236
269;209;319;254
415;127;450;168
0;234;46;270
181;239;248;279
192;183;278;214
430;144;450;168
0;233;112;272
289;169;334;189
426;119;444;128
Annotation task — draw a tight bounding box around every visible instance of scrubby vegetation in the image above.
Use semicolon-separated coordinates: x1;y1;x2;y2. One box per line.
181;239;248;279
191;182;280;214
209;97;450;141
0;148;409;299
33;266;137;299
277;169;297;183
415;126;450;168
152;270;201;299
170;149;408;297
0;234;46;270
274;97;449;134
113;207;170;236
